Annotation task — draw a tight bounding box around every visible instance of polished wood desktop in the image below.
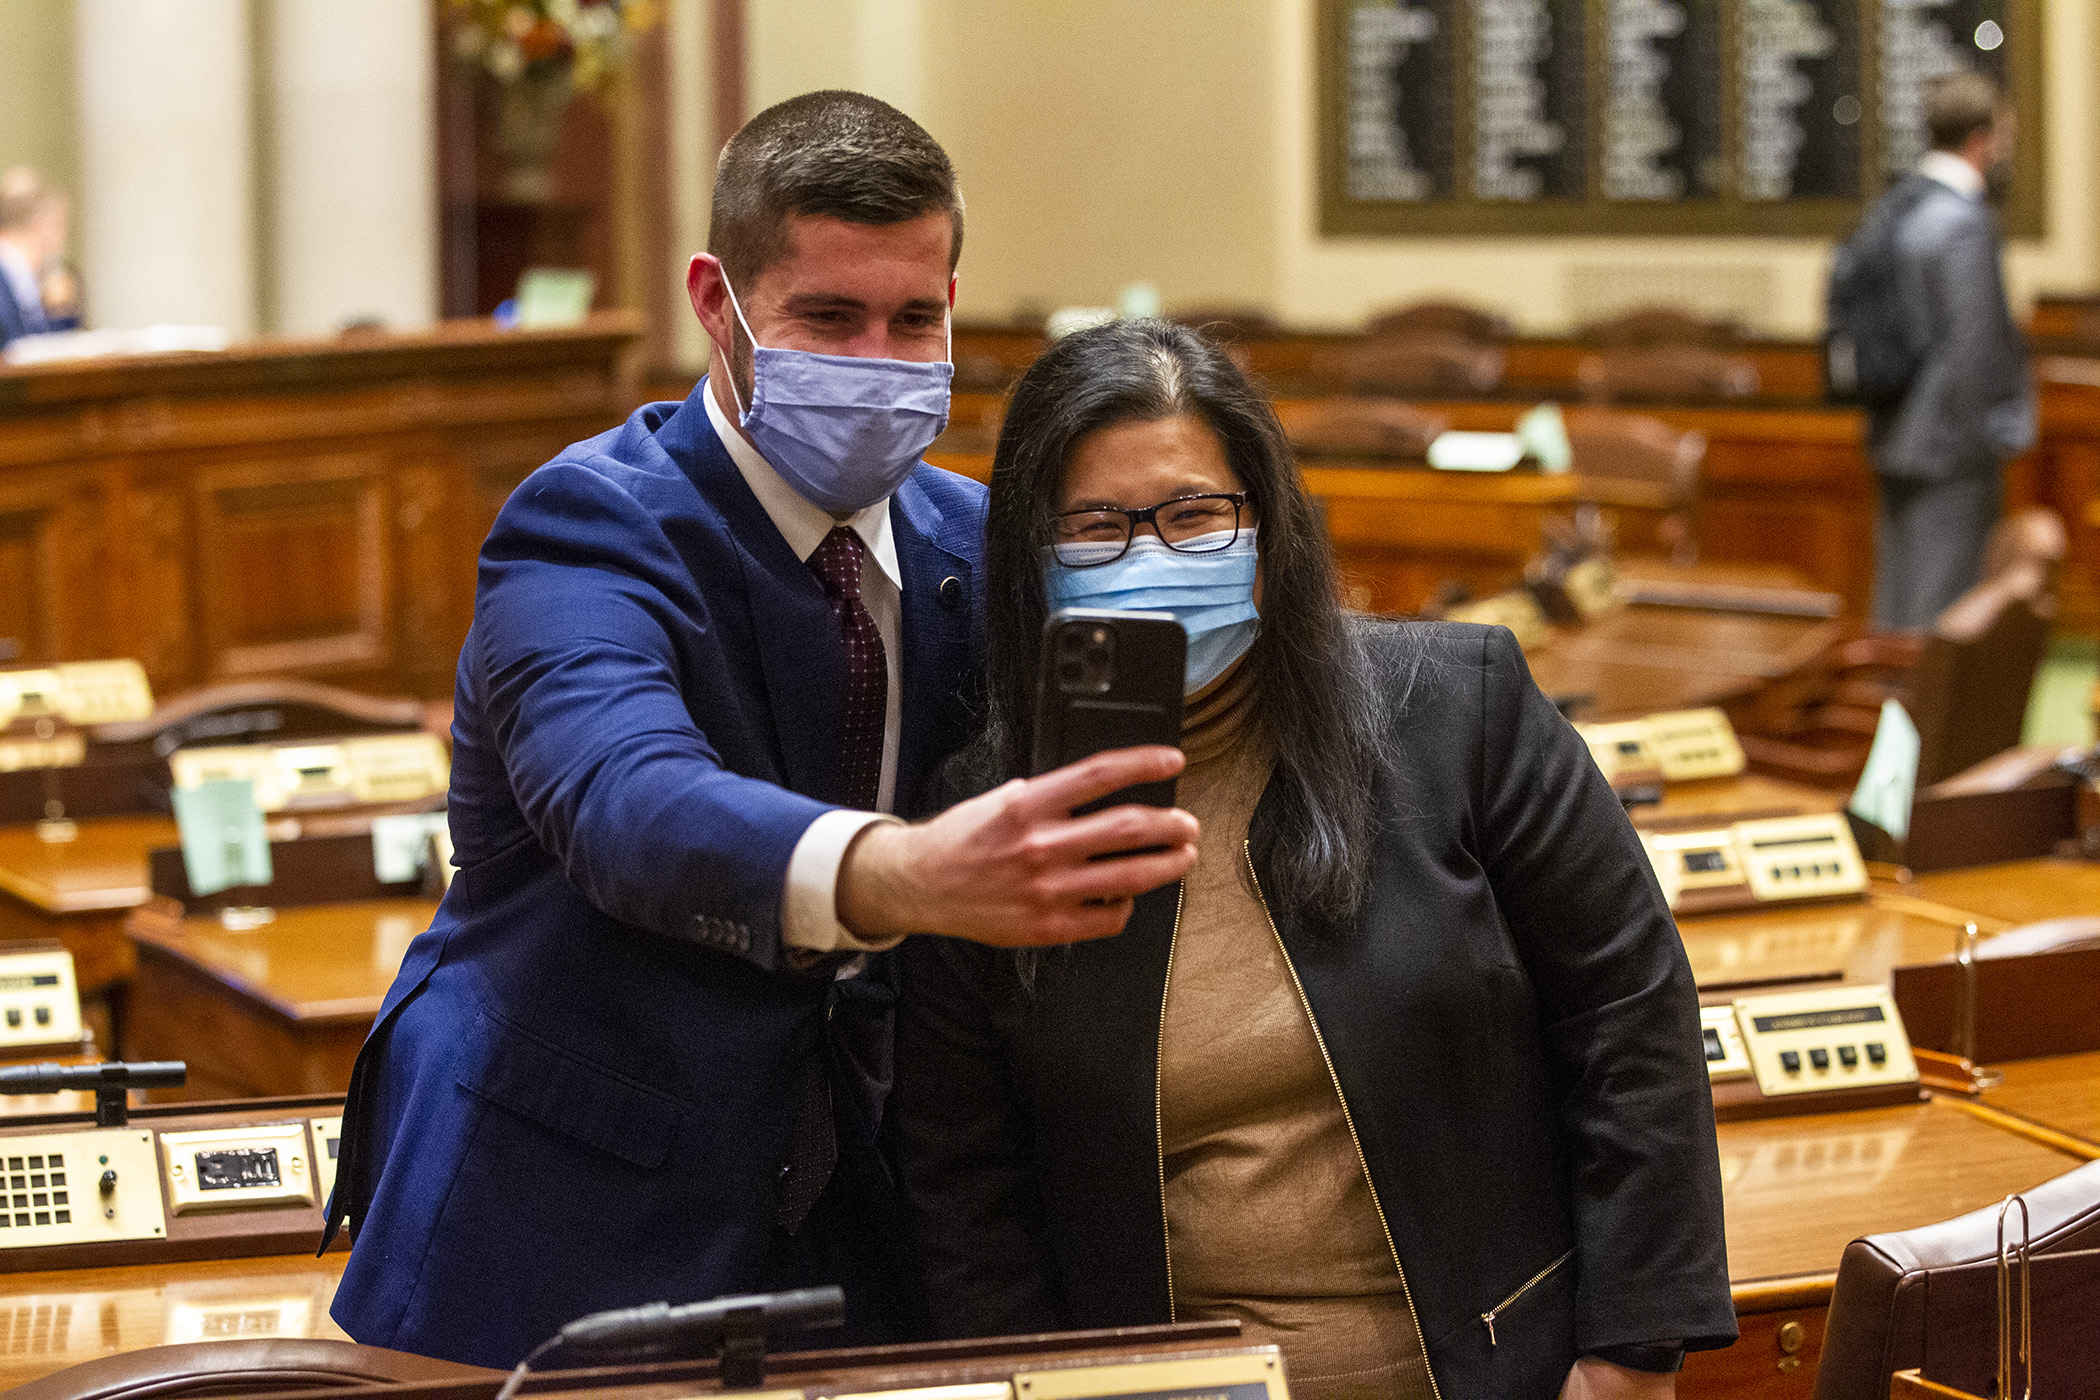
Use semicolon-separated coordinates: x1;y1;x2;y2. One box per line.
1529;606;1844;723
0;816;180;1052
123;896;433;1100
1907;857;2100;930
0;316;640;701
0;1253;350;1390
1973;1050;2100;1148
1677;897;1975;993
1630;772;1842;829
1686;1096;2090;1397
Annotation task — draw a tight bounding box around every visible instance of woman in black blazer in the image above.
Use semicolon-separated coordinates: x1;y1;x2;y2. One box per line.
893;320;1735;1399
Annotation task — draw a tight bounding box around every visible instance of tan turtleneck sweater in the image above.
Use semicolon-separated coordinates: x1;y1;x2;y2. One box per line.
1161;663;1435;1400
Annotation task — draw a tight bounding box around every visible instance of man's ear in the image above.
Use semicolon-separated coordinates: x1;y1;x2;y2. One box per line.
687;254;734;360
948;276;957;310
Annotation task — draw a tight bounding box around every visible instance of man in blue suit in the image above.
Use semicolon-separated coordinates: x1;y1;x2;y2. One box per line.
0;170;78;349
325;91;1198;1369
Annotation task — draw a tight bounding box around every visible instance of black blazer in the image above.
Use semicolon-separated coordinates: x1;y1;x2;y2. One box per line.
893;622;1737;1399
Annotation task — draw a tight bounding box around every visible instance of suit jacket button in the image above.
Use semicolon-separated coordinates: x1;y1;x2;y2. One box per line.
939;576;963;609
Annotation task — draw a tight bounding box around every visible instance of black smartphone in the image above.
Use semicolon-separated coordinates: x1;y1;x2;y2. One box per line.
1031;608;1186;817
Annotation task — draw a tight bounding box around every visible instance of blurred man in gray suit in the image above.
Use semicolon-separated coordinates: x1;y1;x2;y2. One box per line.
1867;71;2034;631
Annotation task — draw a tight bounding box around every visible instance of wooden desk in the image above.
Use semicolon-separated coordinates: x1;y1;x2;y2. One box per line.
1677;896;1975;993
1973;1051;2100;1149
1690;1097;2088;1397
123;897;432;1100
0;316;638;700
1631;772;1842;829
1906;858;2100;930
0;1253;349;1389
0;816;179;1051
1529;606;1843;722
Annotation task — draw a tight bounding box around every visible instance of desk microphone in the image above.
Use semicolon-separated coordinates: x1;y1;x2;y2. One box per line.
494;1285;844;1400
553;1285;845;1359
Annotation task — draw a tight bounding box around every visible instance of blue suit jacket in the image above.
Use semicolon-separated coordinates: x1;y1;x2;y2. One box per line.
327;384;986;1367
0;276;36;348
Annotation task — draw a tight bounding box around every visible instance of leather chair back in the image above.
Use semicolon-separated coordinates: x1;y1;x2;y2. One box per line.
1364;301;1512;345
1813;1158;2100;1400
1912;565;2056;789
1576;346;1760;404
1324;334;1504;397
4;1338;500;1400
1578;304;1744;349
1279;398;1449;460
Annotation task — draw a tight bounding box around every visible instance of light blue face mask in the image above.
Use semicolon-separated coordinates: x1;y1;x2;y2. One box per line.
718;271;953;515
1045;531;1260;694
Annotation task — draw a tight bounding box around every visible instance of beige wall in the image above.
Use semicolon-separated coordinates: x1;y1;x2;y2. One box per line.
740;0;2100;337
0;0;79;215
917;0;1280;325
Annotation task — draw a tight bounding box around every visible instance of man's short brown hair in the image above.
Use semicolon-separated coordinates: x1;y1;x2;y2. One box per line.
1925;70;2004;152
709;90;962;291
0;168;61;233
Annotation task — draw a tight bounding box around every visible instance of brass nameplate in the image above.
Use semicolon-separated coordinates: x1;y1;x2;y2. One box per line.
1577;708;1743;788
0;947;82;1050
172;733;448;812
159;1125;316;1215
1016;1352;1287;1400
1642;812;1864;914
0;661;154;729
1445;590;1549;649
0;733;86;772
1732;984;1919;1098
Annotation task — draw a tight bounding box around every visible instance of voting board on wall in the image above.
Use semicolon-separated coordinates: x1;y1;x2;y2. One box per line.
1319;0;2044;238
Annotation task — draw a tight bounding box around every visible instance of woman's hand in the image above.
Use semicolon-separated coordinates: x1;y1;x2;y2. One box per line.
1558;1356;1676;1400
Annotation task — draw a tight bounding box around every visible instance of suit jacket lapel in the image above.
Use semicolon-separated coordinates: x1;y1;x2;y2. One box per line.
892;475;977;816
655;389;846;806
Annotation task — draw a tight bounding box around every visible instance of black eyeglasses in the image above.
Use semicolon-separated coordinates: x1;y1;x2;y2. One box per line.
1051;493;1252;567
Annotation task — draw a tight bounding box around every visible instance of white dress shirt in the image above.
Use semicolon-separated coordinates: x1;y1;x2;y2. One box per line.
702;381;907;956
1919;149;1987;201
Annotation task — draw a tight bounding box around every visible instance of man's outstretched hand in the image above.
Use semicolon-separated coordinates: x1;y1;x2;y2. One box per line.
836;745;1199;947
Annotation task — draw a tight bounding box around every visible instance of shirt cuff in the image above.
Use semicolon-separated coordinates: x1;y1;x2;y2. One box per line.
782;809;907;956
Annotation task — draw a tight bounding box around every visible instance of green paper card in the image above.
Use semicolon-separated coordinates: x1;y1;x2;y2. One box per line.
1848;698;1921;841
172;779;273;897
514;267;596;329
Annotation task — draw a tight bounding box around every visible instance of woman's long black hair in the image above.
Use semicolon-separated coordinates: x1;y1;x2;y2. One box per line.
972;318;1392;930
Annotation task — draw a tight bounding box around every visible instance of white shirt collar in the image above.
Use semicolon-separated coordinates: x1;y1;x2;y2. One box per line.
0;241;44;320
1919;150;1987;200
702;374;901;590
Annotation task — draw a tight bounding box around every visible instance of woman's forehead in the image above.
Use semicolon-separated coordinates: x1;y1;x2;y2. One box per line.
1058;415;1236;505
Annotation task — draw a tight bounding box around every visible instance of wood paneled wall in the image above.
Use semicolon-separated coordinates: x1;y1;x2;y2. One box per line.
0;316;640;700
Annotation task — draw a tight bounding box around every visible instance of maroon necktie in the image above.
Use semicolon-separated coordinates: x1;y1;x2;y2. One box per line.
775;529;884;1235
807;527;888;812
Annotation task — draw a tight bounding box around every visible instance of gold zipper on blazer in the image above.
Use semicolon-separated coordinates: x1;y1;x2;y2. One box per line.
1243;844;1445;1400
1154;880;1186;1323
1480;1249;1572;1346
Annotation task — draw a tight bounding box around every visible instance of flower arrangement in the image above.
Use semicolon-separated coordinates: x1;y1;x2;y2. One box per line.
449;0;660;94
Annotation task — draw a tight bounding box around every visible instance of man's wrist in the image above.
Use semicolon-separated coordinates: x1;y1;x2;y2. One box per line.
1586;1343;1684;1375
835;819;913;939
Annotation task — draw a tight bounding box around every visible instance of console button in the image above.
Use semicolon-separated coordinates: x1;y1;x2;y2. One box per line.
1866;1042;1887;1065
1838;1045;1859;1068
1809;1048;1831;1070
1780;1050;1802;1074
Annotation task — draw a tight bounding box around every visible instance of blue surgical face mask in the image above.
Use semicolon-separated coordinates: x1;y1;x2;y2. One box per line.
717;271;953;514
1045;531;1260;694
